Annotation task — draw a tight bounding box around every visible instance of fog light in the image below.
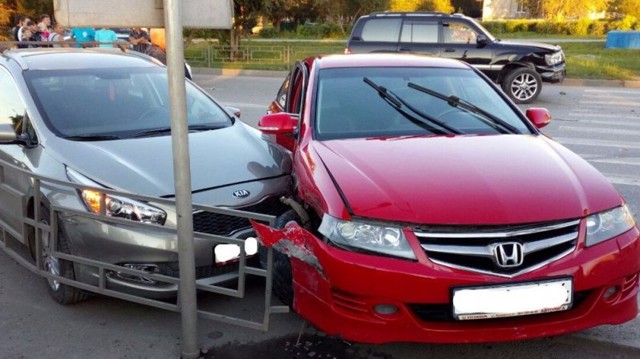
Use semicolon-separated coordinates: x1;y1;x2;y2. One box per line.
374;304;398;315
115;264;160;285
603;286;619;299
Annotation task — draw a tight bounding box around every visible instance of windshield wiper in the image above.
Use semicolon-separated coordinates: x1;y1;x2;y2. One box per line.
131;124;226;138
63;134;122;141
407;82;521;134
363;78;460;135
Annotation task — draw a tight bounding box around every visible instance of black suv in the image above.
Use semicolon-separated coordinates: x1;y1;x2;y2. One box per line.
345;12;566;103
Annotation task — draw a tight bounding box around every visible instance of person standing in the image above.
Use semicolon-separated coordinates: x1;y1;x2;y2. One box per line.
48;23;67;47
71;27;95;47
94;28;118;48
12;15;28;42
128;27;150;53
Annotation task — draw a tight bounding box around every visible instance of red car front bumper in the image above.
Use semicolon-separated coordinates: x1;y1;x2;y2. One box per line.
256;222;640;344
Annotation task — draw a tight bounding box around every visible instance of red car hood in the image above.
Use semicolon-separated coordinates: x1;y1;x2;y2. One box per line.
313;135;622;225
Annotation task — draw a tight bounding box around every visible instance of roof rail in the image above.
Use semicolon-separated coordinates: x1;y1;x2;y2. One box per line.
2;50;29;70
368;11;452;17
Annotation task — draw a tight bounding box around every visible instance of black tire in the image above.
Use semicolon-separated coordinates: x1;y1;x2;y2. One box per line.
258;209;300;307
501;67;542;104
38;204;90;305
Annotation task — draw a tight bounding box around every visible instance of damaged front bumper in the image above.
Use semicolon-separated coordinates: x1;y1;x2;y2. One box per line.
253;221;640;344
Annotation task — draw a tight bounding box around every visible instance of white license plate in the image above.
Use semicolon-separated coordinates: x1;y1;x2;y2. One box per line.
452;278;573;320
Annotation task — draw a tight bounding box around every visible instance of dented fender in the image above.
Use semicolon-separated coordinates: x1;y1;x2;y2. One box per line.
251;220;325;279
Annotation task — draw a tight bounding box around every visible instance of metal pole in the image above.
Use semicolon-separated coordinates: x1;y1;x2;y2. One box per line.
163;0;200;358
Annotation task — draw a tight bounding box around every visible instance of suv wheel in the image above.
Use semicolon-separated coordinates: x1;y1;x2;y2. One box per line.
502;67;542;104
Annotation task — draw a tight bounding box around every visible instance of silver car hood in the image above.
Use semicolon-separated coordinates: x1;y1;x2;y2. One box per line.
48;122;290;197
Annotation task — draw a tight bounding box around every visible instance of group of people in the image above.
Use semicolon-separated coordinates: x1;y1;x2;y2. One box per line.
10;15;164;58
11;14;65;48
9;15;187;78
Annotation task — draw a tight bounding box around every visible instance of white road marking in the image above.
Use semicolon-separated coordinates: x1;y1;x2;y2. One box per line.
554;137;640;150
558;126;640;136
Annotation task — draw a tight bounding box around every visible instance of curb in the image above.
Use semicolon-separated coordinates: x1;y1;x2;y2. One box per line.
193;67;640;88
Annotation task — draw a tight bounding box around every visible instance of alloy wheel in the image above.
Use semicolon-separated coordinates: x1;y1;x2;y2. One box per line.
510;73;539;102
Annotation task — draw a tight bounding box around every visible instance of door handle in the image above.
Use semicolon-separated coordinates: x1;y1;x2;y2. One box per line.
398;47;412;52
444;48;456;53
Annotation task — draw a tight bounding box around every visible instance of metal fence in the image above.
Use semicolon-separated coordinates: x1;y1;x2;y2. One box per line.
185;43;346;70
0;156;289;332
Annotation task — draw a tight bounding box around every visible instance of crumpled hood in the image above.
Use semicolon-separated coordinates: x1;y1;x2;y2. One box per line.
497;39;562;53
313;135;621;225
49;123;290;197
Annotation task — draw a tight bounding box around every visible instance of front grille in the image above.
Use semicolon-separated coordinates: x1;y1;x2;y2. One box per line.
415;219;580;277
409;290;591;322
192;196;289;237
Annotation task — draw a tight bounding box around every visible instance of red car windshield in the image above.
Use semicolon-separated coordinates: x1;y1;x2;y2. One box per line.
314;67;533;140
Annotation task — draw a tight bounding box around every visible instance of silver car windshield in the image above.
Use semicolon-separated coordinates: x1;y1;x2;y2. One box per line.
314;67;532;140
25;67;232;139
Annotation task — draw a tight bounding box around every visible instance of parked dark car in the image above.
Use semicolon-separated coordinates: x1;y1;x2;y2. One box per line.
345;12;566;104
254;53;639;344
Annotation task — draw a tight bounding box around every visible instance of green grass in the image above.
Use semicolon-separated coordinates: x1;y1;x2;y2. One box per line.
561;42;640;80
185;38;640;80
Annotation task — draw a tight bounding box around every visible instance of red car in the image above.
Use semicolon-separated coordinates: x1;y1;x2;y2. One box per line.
254;54;640;344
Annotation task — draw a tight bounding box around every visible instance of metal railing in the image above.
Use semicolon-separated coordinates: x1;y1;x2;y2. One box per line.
0;156;289;333
185;43;345;70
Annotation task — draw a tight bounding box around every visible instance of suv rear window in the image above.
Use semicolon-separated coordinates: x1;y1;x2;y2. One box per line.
361;18;401;42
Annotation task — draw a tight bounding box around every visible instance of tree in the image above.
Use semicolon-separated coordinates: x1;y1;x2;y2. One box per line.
538;0;611;20
390;0;454;13
611;0;640;17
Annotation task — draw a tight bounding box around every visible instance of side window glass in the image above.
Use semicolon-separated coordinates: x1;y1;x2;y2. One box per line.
443;22;477;44
400;22;438;43
0;69;27;136
361;18;402;42
276;72;292;109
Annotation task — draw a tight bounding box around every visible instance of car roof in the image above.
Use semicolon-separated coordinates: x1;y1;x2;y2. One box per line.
314;53;472;70
2;48;161;71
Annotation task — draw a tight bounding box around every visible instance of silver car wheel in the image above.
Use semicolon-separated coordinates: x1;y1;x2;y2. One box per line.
510;73;538;102
41;225;62;291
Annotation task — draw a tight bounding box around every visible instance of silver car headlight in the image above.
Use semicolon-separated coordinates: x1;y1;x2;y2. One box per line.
66;167;166;225
585;205;636;247
318;214;416;260
545;51;564;66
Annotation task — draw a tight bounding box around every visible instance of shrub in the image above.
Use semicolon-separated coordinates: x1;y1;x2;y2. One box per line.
568;19;591;36
609;16;638;31
258;27;279;39
589;21;607;36
481;21;507;34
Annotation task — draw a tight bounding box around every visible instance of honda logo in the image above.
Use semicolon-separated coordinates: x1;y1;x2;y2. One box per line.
493;242;524;268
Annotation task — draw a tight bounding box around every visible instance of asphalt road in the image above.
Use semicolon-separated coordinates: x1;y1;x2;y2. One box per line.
1;75;639;359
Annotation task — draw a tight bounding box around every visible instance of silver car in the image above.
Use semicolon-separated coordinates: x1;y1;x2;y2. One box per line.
0;48;292;303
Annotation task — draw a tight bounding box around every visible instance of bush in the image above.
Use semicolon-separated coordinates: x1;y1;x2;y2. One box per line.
568;19;591;36
609;16;638;31
258;27;279;39
481;21;507;34
505;20;530;33
589;21;607;36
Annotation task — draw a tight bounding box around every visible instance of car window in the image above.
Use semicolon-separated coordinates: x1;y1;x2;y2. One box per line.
361;18;402;42
276;72;292;109
0;68;27;136
400;21;438;43
24;67;232;138
314;67;531;140
443;22;478;44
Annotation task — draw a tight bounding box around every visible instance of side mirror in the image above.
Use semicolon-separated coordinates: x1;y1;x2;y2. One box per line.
526;108;552;129
226;106;241;119
0;124;18;143
258;113;297;135
476;34;488;47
